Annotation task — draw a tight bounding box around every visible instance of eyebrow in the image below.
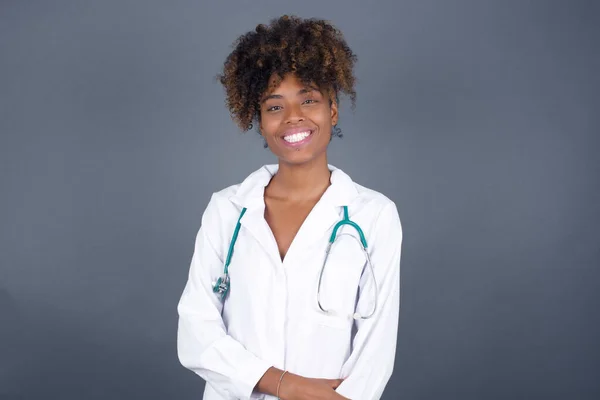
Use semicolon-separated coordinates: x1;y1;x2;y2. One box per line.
261;86;321;102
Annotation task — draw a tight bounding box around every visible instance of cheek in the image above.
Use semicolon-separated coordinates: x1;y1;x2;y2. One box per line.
259;115;280;135
313;109;334;130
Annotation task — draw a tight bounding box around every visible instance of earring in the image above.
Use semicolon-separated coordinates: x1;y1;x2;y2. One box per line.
332;124;343;138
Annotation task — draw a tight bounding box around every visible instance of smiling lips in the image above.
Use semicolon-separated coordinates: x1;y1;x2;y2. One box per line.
281;128;314;147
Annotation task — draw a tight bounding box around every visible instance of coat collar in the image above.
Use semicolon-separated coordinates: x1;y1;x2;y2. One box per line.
228;164;359;209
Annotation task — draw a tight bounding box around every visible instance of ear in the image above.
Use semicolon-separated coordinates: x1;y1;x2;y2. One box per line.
330;97;339;126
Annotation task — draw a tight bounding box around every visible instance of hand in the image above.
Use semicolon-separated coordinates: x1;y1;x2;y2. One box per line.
279;374;348;400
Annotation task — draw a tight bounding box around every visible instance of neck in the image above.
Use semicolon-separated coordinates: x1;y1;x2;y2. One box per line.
268;156;331;202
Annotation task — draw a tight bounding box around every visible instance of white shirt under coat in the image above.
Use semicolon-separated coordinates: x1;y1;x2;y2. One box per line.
177;164;403;399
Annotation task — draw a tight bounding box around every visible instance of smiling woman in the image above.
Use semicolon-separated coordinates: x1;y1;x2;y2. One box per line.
177;15;403;400
260;74;336;165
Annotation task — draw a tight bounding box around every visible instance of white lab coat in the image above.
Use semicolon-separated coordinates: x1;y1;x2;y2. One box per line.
177;164;402;400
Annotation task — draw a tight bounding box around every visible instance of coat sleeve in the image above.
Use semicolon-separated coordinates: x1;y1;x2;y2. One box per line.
177;194;272;399
335;201;403;400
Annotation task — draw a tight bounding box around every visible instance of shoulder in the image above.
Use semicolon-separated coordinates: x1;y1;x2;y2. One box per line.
334;168;403;245
341;170;400;223
201;183;242;230
354;181;396;209
209;183;241;207
196;182;245;248
345;181;404;259
201;165;272;224
356;182;401;228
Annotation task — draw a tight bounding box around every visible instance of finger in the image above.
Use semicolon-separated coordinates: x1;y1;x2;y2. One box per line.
328;378;344;388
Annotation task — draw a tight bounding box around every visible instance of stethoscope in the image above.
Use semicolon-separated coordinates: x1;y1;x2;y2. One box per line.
212;206;378;320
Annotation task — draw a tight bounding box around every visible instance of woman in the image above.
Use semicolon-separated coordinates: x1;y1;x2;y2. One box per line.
177;15;402;400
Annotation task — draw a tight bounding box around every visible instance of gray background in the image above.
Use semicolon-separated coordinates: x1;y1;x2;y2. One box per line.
1;0;598;399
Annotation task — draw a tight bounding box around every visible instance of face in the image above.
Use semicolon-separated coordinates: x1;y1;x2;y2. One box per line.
259;73;338;166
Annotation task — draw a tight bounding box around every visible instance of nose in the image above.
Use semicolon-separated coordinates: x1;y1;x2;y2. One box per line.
284;103;305;124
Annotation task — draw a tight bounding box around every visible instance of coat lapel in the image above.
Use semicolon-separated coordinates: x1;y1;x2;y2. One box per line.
229;165;281;265
239;204;282;265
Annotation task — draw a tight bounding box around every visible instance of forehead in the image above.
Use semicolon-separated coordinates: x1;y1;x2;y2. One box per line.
263;73;319;96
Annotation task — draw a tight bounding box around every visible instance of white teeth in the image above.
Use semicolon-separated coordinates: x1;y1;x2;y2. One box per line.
283;131;311;143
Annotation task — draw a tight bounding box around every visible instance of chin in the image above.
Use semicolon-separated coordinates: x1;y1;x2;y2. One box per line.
279;149;328;166
279;155;313;166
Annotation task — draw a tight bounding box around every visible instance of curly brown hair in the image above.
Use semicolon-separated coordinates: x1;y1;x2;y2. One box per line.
218;15;357;134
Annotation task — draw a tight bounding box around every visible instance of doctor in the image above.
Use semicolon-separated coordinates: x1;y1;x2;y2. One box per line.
177;15;403;400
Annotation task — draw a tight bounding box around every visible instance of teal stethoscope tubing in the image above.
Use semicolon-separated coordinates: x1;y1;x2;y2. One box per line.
213;206;378;320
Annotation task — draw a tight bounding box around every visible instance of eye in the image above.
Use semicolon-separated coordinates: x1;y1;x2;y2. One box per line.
267;105;282;112
303;99;317;105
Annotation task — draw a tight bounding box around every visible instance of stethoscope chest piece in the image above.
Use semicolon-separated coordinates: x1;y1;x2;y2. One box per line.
213;274;230;300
